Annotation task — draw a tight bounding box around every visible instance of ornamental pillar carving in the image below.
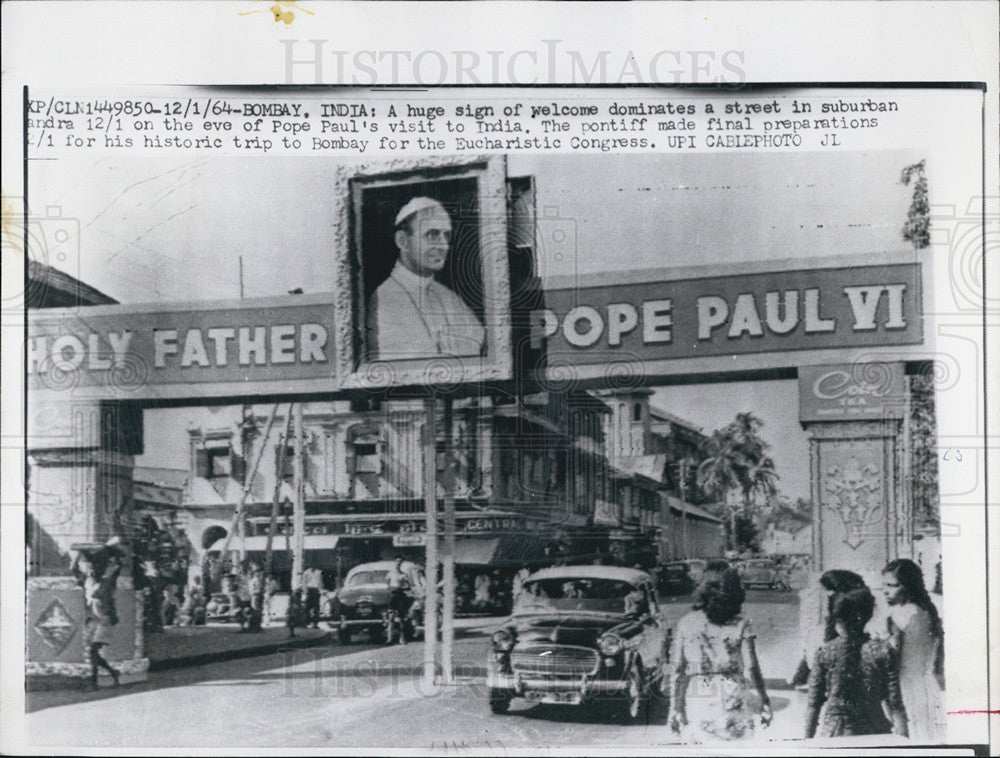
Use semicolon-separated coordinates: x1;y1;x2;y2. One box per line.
805;419;906;574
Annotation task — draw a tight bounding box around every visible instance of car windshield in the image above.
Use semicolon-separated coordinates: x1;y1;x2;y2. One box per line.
347;570;388;586
513;578;640;616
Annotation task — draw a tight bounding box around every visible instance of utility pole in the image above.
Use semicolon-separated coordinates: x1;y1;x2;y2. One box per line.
237;257;247;568
422;396;439;687
679;458;689;559
263;406;294;581
440;395;456;685
219;403;279;561
292;403;305;589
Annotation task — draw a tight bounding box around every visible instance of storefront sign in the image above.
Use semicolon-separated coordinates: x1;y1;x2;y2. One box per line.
534;263;921;363
393;534;427;547
462;516;527;533
799;362;907;422
344;522;386;536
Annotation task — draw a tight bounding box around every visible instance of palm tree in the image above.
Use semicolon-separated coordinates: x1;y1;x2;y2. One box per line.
695;413;780;552
739;456;779;521
696;430;743;549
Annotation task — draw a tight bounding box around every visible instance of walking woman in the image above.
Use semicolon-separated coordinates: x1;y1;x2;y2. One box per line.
882;558;946;741
668;561;772;742
71;545;123;688
805;586;907;738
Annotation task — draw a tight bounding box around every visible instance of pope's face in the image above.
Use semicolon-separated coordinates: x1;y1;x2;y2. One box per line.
396;206;452;277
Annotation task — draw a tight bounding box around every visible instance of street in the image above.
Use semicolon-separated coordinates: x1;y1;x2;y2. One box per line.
23;591;812;750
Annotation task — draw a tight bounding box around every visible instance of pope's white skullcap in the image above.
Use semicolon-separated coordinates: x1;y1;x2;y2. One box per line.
395;196;444;227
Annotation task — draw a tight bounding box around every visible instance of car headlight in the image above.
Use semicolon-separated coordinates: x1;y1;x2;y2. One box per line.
492;629;515;652
598;633;624;656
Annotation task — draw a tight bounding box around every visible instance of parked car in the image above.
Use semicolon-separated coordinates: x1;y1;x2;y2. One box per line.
737;558;790;590
204;592;233;622
487;565;671;723
330;560;425;644
656;563;696;596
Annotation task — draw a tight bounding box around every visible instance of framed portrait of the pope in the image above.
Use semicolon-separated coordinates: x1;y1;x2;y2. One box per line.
345;156;512;390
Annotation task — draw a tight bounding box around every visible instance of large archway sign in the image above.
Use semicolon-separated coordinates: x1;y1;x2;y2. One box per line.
25;251;934;685
531;255;923;386
27;255;923;400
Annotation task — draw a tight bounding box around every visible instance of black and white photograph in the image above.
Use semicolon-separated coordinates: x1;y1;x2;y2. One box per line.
2;5;997;754
355;170;489;363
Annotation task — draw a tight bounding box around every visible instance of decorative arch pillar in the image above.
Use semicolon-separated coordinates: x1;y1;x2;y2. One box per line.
795;362;911;672
804;418;908;574
26;396;148;688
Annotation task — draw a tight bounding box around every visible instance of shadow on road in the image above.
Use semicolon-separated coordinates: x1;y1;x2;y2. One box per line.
27;638;382;714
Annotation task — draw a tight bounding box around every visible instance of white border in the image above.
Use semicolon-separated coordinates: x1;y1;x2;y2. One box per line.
2;2;997;755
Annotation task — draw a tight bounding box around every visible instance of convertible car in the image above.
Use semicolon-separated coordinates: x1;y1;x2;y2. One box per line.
487;565;670;722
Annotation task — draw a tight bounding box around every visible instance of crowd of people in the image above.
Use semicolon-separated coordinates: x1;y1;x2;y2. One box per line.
70;529;944;741
654;557;944;743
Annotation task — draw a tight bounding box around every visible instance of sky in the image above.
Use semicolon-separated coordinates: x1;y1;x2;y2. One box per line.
29;149;923;304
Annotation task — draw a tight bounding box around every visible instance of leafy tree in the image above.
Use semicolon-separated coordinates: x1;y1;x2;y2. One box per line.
696;412;780;552
759;495;813;535
900;160;930;250
909;371;940;529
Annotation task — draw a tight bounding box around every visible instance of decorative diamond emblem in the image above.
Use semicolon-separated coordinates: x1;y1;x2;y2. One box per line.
34;599;77;653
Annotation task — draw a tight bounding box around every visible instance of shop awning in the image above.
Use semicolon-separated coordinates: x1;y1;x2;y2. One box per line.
453;536;546;566
208;535;340;552
453;538;500;565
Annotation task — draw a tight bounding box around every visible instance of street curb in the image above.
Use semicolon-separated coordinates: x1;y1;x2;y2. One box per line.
148;631;331;672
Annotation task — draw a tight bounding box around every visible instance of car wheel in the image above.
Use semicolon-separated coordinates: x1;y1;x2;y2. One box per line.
617;663;644;723
337;617;351;644
489;688;512;715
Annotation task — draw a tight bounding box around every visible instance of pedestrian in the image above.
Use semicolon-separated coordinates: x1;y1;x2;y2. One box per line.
161;586;178;627
473;572;492;610
511;564;531;603
233;573;253;631
820;570;868;643
71;544;123;689
882;558;946;741
264;573;280;626
177;582;198;626
287;588;304;638
142;558;163;633
805;586;907;738
247;563;264;633
303;565;323;628
668;560;771;743
189;575;206;625
386;556;413;644
791;569;868;688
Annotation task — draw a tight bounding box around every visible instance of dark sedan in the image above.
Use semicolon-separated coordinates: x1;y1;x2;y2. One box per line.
330;560;424;643
487;565;670;723
656;563;696;596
